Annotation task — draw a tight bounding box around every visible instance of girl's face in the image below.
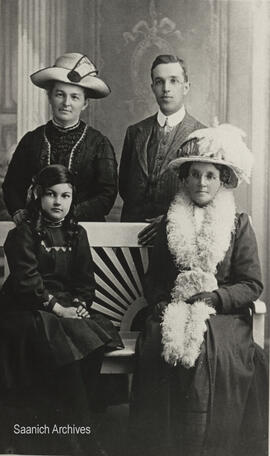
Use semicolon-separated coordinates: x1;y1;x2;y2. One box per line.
41;183;73;221
184;162;221;206
48;81;88;127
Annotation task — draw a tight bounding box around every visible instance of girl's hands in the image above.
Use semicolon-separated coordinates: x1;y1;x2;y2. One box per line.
52;302;90;319
73;298;91;318
76;304;91;319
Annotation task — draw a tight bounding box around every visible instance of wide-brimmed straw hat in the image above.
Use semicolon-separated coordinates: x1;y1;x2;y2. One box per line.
30;53;110;99
168;124;253;188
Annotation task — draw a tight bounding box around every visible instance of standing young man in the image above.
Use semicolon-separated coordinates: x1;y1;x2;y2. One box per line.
119;54;205;244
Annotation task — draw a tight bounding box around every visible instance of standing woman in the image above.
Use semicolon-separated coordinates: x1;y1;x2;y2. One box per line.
3;53;117;224
130;124;268;456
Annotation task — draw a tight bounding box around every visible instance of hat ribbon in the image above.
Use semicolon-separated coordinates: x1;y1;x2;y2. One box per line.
65;54;98;83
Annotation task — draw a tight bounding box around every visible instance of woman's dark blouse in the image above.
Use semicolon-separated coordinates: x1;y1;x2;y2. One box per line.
144;212;263;314
1;221;95;311
2;120;118;221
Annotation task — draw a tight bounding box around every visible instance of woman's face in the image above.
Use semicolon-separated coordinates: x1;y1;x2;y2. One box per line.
41;183;73;221
48;82;88;127
184;162;221;206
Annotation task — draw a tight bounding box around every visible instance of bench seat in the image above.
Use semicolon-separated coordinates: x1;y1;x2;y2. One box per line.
101;331;139;374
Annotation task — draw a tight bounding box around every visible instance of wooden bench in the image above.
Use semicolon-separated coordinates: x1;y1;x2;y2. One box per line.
0;222;266;378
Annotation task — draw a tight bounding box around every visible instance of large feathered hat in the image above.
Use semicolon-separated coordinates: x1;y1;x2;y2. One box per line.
31;53;110;99
169;124;254;188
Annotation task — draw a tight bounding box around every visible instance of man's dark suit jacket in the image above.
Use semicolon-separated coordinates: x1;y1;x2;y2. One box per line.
119;112;205;221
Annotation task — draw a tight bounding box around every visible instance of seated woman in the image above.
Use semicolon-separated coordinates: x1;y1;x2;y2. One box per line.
130;124;268;456
0;164;123;456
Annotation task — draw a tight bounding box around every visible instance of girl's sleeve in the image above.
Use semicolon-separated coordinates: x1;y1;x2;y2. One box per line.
215;213;263;313
70;226;96;308
4;223;56;310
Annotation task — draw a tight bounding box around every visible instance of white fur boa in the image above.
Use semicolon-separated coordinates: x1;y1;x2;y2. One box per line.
161;188;236;368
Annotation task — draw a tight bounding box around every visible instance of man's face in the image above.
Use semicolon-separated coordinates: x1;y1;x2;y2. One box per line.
151;62;190;116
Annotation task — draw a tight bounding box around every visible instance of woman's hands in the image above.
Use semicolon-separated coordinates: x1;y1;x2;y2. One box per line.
151;293;221;323
187;291;221;310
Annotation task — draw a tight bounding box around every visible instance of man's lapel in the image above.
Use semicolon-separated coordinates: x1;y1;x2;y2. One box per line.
135;115;156;177
159;113;194;173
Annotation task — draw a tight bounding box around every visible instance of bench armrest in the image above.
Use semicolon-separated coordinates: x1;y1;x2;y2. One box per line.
252;299;266;349
252;299;267;314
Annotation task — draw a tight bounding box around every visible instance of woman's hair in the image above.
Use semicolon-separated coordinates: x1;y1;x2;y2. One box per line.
178;161;232;186
26;164;78;243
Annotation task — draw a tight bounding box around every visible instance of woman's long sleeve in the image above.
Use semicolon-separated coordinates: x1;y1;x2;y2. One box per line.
2;133;37;216
75;137;118;221
144;213;263;314
119;126;132;203
215;213;263;313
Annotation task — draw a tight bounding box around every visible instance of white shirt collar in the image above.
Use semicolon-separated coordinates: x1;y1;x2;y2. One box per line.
157;106;186;127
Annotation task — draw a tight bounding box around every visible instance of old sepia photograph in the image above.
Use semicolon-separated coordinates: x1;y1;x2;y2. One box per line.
0;0;268;455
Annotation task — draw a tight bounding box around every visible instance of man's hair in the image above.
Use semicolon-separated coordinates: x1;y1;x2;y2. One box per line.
151;55;188;82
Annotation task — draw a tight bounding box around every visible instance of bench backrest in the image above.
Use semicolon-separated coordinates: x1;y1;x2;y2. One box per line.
82;222;149;330
0;221;266;348
0;222;149;330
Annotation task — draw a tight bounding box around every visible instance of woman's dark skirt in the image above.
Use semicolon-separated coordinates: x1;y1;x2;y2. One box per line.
129;313;268;456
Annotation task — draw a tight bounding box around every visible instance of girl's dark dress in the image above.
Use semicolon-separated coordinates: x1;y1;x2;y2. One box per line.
0;220;123;454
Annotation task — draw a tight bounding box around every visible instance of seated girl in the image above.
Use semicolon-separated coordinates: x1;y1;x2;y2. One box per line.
0;164;123;455
130;124;268;456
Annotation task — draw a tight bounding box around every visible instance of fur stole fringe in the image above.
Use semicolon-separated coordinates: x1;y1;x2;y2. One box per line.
161;300;215;368
161;188;236;368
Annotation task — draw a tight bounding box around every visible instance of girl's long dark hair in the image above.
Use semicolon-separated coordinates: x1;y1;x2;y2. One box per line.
26;164;79;244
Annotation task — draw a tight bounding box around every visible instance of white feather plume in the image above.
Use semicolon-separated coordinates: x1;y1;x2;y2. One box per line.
187;123;254;183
